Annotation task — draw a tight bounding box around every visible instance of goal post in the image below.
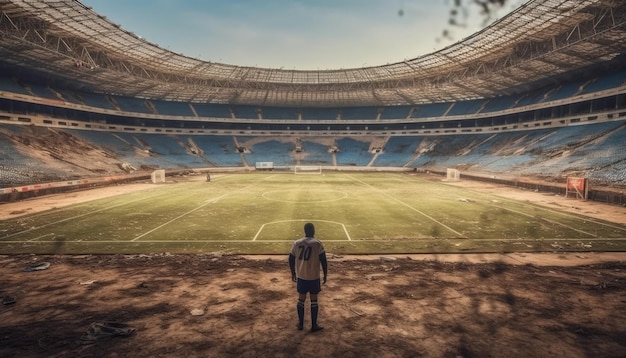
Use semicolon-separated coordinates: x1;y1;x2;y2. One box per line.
294;165;322;174
445;168;460;181
565;177;588;200
151;169;166;183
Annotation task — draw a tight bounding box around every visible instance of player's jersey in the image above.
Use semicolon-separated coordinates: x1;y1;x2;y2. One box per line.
290;237;325;280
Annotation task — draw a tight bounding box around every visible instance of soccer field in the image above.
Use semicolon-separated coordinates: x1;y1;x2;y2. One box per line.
1;172;625;254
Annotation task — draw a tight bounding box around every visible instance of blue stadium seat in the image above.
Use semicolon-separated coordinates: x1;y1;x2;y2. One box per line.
380;105;412;120
300;140;333;165
373;136;422;166
192;103;232;118
480;95;520;113
231;105;258;119
55;90;86;105
259;107;298;120
0;77;29;95
446;99;485;116
0;126;61;186
112;96;151;113
514;89;551;108
75;92;117;110
335;137;373;166
243;139;295;166
190;135;243;166
545;80;585;102
411;103;451;118
580;69;626;94
340;107;378;120
151;100;195;116
27;83;59;100
301;107;340;120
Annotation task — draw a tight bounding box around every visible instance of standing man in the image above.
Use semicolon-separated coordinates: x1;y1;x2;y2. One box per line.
289;222;328;332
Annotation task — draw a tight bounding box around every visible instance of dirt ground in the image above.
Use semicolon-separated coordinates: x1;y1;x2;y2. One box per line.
0;252;624;357
1;176;625;357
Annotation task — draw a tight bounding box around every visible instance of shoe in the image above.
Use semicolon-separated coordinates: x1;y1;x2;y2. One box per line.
297;323;303;331
311;325;324;332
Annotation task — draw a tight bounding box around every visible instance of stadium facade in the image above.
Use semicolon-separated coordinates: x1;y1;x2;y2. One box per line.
0;0;625;198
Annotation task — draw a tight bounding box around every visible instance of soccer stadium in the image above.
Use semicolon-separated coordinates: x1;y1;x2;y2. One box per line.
1;0;625;357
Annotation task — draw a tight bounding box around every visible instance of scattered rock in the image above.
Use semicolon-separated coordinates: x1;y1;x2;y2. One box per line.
2;296;17;305
190;308;205;316
23;262;50;272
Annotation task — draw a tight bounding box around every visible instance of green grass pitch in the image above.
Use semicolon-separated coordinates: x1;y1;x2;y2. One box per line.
1;172;625;254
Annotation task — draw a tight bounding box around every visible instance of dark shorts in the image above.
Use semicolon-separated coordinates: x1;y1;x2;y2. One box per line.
297;278;321;294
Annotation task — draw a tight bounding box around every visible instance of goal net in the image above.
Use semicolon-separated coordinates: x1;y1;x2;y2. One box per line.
445;168;460;181
565;177;588;200
151;169;166;183
294;165;322;174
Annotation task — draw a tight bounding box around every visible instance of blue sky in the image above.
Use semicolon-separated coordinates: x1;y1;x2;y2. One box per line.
81;0;524;70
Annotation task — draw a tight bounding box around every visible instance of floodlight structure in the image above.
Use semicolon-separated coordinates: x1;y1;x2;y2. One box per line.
0;0;624;109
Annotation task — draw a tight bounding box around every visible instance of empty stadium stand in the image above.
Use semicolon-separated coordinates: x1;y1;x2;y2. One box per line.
152;100;196;117
0;77;29;96
192;103;232;118
373;136;423;167
241;139;295;167
259;107;298;120
111;96;152;114
335;138;374;166
380;106;412;120
411;103;451;119
340;107;378;120
1;0;626;206
299;140;334;166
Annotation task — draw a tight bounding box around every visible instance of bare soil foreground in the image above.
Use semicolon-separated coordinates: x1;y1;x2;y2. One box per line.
0;252;625;358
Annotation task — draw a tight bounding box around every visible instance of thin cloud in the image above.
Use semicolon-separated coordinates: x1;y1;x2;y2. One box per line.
82;0;517;69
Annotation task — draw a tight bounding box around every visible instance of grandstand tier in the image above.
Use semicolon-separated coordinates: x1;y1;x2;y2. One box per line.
0;0;624;106
0;0;625;202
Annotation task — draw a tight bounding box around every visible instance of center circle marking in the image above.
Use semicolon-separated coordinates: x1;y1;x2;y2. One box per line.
262;189;348;203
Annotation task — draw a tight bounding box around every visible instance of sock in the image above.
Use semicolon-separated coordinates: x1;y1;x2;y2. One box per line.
297;299;305;328
311;299;319;327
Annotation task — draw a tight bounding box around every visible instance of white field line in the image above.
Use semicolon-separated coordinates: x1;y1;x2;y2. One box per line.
8;174;237;240
346;174;464;237
493;205;599;238
405;175;626;234
396;173;626;235
131;194;229;241
6;237;626;244
1;194;164;240
499;204;626;234
252;219;352;241
28;233;55;242
132;175;274;242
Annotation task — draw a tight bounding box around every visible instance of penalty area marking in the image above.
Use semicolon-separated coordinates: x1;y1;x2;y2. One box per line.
252;219;352;241
346;174;464;237
131;177;274;242
131;193;231;241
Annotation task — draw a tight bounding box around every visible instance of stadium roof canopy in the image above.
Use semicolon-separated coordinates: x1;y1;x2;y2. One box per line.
0;0;625;107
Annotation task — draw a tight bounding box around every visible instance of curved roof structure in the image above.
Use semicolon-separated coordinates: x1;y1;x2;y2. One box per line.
0;0;625;107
